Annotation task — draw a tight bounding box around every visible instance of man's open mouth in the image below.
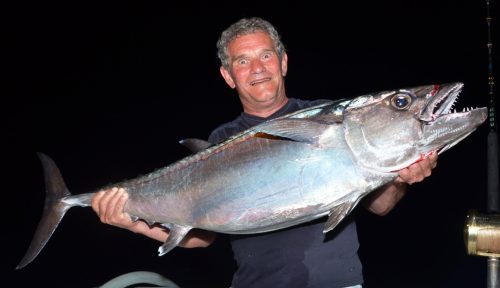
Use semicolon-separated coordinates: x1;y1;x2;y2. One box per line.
250;78;272;86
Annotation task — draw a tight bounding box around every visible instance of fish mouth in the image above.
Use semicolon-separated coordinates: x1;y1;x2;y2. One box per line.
250;77;272;86
419;82;487;154
420;83;462;122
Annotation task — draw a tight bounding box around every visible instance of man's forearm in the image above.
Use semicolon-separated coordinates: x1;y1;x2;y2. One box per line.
363;181;407;216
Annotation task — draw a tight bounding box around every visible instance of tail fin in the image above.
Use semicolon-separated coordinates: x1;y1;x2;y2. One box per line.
16;153;73;269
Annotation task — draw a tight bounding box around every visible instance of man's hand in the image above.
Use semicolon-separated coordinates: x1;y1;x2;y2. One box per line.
364;151;438;215
91;187;216;247
396;151;438;185
91;187;142;231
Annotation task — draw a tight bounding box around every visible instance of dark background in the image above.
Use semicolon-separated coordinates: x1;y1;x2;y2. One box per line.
5;1;499;287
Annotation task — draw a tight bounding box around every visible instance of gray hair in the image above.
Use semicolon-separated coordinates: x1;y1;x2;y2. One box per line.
216;17;286;70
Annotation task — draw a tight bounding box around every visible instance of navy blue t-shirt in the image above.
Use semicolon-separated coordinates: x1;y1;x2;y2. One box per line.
208;98;363;288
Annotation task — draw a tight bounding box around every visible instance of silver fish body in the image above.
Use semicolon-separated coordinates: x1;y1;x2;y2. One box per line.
125;130;373;233
17;82;487;269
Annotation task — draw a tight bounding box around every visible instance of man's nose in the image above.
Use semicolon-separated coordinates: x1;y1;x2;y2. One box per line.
250;59;266;74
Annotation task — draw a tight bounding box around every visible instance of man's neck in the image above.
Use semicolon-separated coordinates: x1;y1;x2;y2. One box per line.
243;97;289;118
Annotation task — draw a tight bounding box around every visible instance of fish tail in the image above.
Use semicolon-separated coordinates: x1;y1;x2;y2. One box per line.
16;152;74;269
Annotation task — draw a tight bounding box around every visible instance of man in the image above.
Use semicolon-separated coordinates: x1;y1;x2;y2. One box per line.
92;17;437;287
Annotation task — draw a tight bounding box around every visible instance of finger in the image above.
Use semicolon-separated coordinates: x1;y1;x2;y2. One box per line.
92;188;117;216
398;166;418;184
91;191;105;215
393;175;404;184
429;151;438;169
421;157;433;177
113;188;130;221
99;187;119;222
411;162;426;183
420;154;437;177
395;170;408;184
103;187;122;221
401;162;424;184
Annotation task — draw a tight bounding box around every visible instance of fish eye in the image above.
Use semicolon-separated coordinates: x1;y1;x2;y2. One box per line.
390;93;412;110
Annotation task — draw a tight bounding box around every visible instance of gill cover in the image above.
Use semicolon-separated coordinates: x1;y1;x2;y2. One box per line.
343;85;437;172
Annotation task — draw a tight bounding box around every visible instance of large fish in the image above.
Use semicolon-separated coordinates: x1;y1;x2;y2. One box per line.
17;82;487;269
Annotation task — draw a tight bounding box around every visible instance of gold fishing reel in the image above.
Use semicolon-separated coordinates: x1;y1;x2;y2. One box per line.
465;210;500;257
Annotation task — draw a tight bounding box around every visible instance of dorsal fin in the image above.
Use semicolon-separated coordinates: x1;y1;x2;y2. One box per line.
179;138;212;153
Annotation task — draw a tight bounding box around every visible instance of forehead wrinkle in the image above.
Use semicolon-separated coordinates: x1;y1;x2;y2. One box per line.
229;32;273;54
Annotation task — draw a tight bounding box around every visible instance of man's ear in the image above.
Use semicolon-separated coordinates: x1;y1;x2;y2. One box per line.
281;52;288;77
220;66;236;89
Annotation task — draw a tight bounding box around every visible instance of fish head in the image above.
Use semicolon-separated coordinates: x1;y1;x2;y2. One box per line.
342;82;487;173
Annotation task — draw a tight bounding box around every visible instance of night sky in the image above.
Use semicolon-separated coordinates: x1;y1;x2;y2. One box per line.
6;1;499;287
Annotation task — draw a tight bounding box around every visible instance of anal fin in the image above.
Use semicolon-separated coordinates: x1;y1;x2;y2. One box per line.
323;201;357;233
158;224;192;256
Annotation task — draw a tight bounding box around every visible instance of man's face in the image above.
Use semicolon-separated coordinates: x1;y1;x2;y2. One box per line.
220;31;288;114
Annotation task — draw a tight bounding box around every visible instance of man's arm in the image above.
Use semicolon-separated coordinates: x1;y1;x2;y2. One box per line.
91;187;216;248
363;151;438;216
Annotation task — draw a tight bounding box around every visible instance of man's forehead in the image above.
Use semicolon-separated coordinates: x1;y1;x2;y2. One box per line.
228;32;274;55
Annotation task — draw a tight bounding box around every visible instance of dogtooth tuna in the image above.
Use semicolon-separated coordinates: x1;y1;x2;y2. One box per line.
17;82;487;269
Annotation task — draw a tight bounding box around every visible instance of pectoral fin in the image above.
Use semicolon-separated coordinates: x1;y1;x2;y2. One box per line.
158;224;192;256
323;200;357;233
255;119;332;144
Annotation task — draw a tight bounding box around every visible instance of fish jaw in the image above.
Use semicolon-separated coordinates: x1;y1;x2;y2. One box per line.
420;83;462;122
418;84;488;155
